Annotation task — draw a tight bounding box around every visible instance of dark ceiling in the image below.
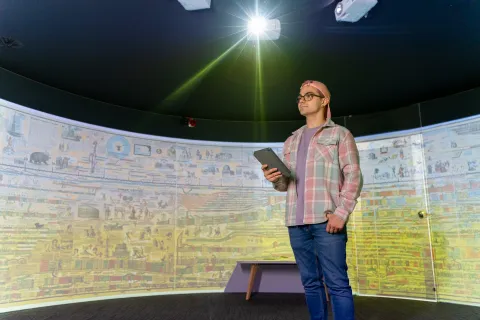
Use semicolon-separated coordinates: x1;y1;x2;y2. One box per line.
0;0;479;122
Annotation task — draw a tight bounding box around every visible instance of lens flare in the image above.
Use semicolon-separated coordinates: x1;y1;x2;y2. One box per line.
248;16;267;35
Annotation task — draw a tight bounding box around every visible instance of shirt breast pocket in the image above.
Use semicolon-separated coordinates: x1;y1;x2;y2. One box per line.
314;137;339;163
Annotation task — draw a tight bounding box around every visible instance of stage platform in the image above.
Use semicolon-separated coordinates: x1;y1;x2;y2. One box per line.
0;293;478;320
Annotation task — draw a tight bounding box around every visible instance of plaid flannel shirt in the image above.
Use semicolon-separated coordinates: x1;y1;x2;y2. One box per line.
273;118;363;227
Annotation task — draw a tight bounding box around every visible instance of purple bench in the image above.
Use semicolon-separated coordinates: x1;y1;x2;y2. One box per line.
224;260;329;301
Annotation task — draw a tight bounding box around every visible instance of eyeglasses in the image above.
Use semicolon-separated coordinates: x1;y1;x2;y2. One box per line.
296;92;323;104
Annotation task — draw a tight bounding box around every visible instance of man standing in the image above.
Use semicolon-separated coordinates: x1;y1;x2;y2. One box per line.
262;80;363;320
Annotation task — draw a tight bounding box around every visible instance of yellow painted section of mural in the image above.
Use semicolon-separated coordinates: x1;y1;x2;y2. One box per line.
0;99;479;309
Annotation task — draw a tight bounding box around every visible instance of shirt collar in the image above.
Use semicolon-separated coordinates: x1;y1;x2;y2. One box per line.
291;118;336;136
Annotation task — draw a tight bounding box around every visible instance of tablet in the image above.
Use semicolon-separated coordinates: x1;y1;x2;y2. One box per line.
253;148;292;178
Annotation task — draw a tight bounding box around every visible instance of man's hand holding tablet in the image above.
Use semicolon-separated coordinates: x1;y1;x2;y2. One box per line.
254;148;291;183
262;164;282;182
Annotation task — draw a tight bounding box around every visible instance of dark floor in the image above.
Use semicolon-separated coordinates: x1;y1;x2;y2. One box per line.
0;293;478;320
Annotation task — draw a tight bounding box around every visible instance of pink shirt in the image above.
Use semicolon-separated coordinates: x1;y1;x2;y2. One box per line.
273;118;363;226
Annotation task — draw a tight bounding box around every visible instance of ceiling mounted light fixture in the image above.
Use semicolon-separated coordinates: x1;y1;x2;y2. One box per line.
335;0;378;23
247;16;281;41
177;0;211;11
248;16;268;35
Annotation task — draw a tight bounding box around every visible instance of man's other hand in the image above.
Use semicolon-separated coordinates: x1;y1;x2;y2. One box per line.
262;164;282;183
326;213;345;234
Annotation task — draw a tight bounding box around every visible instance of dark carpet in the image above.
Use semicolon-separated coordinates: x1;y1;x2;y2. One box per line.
0;293;479;320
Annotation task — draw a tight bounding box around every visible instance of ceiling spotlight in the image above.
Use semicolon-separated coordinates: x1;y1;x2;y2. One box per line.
248;16;267;35
247;17;281;41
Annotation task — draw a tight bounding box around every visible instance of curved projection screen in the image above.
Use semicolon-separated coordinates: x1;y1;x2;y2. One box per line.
0;97;479;309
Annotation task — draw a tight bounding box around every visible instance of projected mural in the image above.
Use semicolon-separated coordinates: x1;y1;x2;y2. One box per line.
0;101;292;307
0;98;478;308
423;121;480;303
350;121;480;303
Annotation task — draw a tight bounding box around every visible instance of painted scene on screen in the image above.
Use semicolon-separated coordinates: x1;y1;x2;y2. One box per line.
0;98;478;308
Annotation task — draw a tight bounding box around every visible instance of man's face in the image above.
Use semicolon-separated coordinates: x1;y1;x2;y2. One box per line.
297;85;325;117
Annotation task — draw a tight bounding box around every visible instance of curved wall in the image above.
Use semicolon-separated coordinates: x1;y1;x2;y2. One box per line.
0;67;479;142
0;95;479;312
0;66;479;311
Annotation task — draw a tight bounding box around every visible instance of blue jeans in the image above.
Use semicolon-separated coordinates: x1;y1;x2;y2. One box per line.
288;222;354;320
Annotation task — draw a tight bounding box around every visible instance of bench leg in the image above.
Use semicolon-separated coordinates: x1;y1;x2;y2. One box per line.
324;282;330;302
246;264;258;301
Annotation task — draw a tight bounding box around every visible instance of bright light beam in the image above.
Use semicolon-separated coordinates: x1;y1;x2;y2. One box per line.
254;38;266;140
162;36;247;107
